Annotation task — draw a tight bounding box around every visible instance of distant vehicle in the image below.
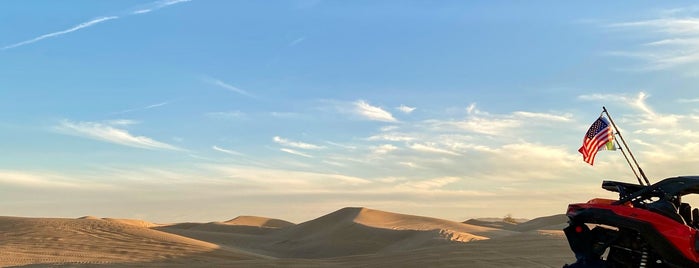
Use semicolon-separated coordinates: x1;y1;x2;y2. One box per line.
563;176;699;268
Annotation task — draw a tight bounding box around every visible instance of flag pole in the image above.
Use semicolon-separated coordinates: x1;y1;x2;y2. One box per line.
614;135;643;185
602;106;651;185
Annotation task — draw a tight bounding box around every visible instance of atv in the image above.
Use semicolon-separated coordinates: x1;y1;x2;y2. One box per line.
563;176;699;268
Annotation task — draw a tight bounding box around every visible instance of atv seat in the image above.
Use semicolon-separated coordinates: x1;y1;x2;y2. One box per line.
693;208;699;228
647;200;685;224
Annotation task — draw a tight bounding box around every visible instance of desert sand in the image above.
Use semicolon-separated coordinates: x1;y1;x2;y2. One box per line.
0;207;573;267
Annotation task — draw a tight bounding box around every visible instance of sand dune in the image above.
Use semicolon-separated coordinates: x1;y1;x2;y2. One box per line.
510;214;568;232
159;207;517;259
102;218;163;228
261;207;492;258
0;216;256;267
0;208;574;267
348;207;516;238
224;216;295;228
161;215;293;236
463;218;519;230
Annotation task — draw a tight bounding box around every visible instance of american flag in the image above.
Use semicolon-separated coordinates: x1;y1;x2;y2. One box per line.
578;117;613;165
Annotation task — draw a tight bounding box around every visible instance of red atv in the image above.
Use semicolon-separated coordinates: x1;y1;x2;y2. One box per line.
564;176;699;268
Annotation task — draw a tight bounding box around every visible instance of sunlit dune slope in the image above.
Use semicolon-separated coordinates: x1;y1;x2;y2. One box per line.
258;207;514;258
0;216;257;267
348;207;515;238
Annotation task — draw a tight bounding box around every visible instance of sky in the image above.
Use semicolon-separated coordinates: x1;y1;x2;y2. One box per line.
3;1;699;223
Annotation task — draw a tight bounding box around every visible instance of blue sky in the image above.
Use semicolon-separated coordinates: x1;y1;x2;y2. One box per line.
3;0;699;223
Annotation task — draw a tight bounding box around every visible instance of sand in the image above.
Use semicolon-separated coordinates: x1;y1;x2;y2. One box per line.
0;208;574;267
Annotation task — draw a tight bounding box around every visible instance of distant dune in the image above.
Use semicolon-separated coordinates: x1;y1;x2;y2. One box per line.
224;215;295;228
509;214;568;232
102;217;163;228
464;214;568;232
0;208;573;267
462;219;519;230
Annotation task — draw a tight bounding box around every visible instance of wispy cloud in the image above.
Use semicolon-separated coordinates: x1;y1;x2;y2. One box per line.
212;145;244;156
2;0;192;50
396;104;416;114
677;98;699;103
203;77;254;97
367;133;416;142
354;100;397;122
56;120;182;151
205;111;246;120
2;16;119;50
398;177;460;190
0;170;96;189
280;148;313;158
578;91;654;115
289;37;306;47
325;141;357;150
273;136;325;150
106;119;140;126
409;143;460;156
111;101;169;115
513;111;572;122
579;91;681;127
132;0;192;15
372;144;398;154
270;112;301;118
606;16;699;70
577;93;630;103
428;116;520;136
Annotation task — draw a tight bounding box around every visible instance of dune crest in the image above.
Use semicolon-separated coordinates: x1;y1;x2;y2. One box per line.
224;216;295;228
103;217;162;228
77;215;102;220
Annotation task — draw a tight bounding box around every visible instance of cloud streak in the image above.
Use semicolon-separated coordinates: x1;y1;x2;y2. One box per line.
354;100;397;122
2;0;192;50
57;120;182;151
409;143;460;156
397;104;416;114
132;0;192;14
2;16;119;50
205;111;246;120
212;145;244;156
280;148;313;158
203;77;254;97
111;101;169;115
273;136;325;150
606;15;699;70
289;37;306;47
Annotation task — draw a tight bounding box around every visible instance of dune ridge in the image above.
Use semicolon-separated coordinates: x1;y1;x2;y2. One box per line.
224;215;295;228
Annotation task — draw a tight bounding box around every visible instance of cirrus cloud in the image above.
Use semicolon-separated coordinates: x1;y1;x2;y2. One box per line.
354;100;397;122
56;120;183;151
